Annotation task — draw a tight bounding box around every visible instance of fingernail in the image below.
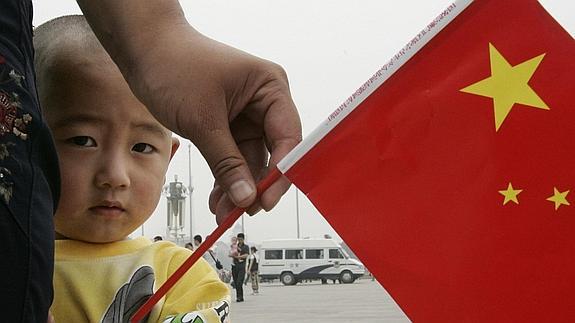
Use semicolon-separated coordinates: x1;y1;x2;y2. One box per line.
229;180;255;206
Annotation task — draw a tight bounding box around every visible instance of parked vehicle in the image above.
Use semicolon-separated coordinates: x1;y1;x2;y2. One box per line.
259;238;365;285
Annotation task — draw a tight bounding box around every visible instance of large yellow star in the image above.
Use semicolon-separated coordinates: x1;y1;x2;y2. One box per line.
546;187;570;210
498;182;522;205
460;43;548;131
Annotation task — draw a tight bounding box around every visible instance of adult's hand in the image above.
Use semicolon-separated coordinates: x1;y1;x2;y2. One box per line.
132;27;302;223
78;0;302;223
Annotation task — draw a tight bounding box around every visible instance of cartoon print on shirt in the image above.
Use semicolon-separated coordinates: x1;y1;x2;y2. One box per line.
101;266;155;323
213;301;230;323
162;300;230;323
162;312;206;323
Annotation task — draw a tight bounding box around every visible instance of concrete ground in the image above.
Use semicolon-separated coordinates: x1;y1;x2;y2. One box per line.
229;278;411;323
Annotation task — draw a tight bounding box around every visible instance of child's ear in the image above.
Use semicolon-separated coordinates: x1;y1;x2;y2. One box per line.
169;137;180;161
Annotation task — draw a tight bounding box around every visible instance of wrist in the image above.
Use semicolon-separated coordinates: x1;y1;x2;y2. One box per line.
79;0;188;70
119;19;194;89
119;23;204;134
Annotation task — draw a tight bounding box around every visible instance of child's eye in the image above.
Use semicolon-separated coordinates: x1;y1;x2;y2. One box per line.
132;143;154;153
68;136;96;147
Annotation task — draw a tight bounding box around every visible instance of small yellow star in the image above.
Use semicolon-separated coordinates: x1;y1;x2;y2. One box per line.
461;43;548;131
546;187;570;210
498;183;522;205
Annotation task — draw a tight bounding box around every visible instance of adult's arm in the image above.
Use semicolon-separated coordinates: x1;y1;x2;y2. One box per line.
238;253;249;261
238;245;250;260
75;0;302;222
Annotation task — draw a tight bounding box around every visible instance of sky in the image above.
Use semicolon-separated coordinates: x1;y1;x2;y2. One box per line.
32;0;574;245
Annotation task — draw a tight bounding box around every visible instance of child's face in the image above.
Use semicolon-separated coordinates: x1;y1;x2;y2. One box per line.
45;61;179;243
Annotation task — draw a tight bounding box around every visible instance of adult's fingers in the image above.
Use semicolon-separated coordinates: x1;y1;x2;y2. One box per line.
258;85;302;211
196;123;257;213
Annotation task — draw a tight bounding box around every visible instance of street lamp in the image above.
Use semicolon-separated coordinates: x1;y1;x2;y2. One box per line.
163;175;188;244
188;144;194;241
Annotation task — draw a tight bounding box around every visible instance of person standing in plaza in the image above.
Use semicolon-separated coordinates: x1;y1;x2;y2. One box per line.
194;234;220;269
247;246;260;295
193;235;203;249
184;242;194;251
231;233;249;302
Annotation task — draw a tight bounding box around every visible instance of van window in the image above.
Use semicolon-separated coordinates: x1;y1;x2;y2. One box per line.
285;249;303;259
265;250;283;260
305;249;324;259
329;248;345;259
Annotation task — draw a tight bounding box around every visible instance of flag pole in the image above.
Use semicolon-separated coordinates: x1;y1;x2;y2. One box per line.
188;143;193;241
130;167;282;322
295;187;300;238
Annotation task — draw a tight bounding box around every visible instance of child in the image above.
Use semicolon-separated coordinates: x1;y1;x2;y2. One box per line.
228;236;239;258
34;15;230;323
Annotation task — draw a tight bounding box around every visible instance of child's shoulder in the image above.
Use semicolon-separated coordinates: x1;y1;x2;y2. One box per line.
145;239;191;256
146;240;214;271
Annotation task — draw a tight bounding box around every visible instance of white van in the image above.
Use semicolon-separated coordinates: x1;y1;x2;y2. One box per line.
259;239;365;285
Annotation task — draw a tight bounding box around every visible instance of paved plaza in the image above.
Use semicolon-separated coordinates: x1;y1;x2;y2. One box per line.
229;278;411;322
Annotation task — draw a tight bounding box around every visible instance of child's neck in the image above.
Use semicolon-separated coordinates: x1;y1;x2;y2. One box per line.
54;232;131;242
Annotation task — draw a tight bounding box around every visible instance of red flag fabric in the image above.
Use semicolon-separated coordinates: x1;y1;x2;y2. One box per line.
279;0;575;321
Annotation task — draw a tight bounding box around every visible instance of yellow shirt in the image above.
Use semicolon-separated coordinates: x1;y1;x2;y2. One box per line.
53;237;231;323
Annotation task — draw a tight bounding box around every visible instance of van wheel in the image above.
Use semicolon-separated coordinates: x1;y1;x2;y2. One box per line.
340;270;355;284
280;272;296;286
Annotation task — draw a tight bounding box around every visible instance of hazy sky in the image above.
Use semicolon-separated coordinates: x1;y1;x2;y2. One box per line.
32;0;574;244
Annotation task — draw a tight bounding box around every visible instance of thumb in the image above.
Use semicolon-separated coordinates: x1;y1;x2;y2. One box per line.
198;128;256;209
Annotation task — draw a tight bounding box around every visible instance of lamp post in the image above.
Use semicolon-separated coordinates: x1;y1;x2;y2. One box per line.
163;175;188;244
188;143;194;241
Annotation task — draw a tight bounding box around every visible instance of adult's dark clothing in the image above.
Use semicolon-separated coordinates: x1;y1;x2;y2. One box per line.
232;243;249;266
231;243;249;301
0;0;60;321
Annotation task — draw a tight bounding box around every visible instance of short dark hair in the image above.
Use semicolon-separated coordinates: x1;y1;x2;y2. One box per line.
153;235;163;241
193;235;202;243
237;233;245;239
33;15;110;106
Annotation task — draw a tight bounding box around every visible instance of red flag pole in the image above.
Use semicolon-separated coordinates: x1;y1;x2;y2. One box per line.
130;167;282;323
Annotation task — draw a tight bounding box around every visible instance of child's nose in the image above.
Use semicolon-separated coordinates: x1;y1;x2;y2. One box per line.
94;156;130;189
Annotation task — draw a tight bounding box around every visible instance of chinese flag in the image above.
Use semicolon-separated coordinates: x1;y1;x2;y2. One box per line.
279;0;575;321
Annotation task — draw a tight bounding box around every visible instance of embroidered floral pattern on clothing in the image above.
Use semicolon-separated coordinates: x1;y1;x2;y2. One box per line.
0;166;13;203
0;90;31;140
0;59;33;204
8;69;25;88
